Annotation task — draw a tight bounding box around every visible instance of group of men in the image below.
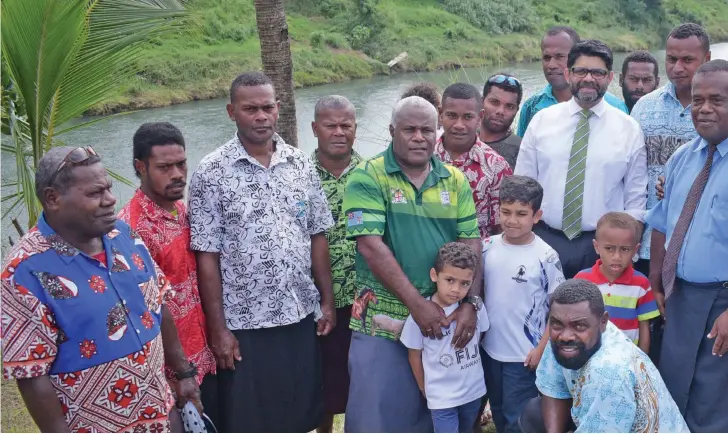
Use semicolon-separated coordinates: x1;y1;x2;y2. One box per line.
1;20;726;434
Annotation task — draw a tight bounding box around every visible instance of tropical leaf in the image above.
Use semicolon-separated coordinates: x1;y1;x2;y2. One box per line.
1;0;190;228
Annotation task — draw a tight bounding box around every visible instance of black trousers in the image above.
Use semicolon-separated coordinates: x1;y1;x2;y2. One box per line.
202;314;323;433
533;222;598;279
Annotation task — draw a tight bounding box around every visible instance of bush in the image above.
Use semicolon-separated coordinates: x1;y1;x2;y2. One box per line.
442;0;537;35
349;25;372;50
310;31;325;49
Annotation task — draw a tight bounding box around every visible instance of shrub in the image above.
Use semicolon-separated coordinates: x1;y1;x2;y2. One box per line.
442;0;537;35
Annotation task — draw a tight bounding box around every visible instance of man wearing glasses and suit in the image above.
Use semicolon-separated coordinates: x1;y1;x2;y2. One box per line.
514;40;647;279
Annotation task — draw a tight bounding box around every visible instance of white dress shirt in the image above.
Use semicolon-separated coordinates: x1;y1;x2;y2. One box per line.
514;98;647;231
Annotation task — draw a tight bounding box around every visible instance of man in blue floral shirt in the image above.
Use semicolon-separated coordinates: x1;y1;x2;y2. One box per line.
1;147;199;432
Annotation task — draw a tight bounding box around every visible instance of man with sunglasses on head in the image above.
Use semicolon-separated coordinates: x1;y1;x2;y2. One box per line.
479;73;523;168
1;147;200;432
515;40;647;279
435;83;513;239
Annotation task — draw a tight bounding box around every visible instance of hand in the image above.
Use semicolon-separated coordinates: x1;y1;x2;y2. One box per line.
654;291;666;320
707;311;728;356
410;298;449;339
174;377;203;414
317;301;336;336
447;303;477;349
209;327;241;370
524;346;544;371
656;175;665;200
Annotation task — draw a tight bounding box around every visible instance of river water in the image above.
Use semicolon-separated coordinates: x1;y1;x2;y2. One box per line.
2;43;727;244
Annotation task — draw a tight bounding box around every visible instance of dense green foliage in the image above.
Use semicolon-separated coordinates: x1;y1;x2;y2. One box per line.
93;0;728;114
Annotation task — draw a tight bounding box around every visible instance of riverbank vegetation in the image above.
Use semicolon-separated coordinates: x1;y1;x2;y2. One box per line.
91;0;728;114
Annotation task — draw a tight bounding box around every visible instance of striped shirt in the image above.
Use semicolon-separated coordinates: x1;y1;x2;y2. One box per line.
575;261;660;343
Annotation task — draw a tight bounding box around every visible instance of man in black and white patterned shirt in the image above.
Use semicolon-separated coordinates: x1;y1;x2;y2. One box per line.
189;71;335;432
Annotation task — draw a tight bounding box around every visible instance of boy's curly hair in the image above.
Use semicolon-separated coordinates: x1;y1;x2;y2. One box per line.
434;242;478;273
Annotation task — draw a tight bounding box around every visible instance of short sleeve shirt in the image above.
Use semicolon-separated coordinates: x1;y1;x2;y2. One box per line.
435;137;512;238
188;134;334;330
400;301;490;409
536;322;689;433
343;144;480;340
313;150;364;308
1;216;174;432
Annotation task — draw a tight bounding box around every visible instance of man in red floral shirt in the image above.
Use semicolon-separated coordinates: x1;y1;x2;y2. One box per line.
118;123;216;418
435;83;513;238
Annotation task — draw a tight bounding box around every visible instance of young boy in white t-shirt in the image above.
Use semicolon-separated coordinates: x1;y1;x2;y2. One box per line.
400;242;490;433
481;175;565;433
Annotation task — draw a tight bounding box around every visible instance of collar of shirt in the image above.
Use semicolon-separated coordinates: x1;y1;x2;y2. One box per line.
540;84;558;104
130;189;184;223
695;136;728;157
36;213;118;266
589;259;635;285
566;97;607;118
312;149;363;178
384;142;451;179
434;136;494;167
229;133;295;168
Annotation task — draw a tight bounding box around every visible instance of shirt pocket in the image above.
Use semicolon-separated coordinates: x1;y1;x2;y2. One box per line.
280;183;309;231
709;195;728;240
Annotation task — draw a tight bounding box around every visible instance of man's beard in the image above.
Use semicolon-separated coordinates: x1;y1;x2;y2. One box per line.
482;115;514;135
552;334;602;370
571;82;607;103
622;87;643;111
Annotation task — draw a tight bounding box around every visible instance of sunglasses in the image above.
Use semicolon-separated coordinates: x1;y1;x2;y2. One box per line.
48;146;98;186
570;67;609;80
488;75;521;88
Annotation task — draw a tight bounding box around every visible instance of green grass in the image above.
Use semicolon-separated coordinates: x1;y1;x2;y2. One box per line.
2;380;38;433
86;0;728;114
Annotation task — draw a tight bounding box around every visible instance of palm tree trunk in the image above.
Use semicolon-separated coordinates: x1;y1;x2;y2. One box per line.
253;0;298;147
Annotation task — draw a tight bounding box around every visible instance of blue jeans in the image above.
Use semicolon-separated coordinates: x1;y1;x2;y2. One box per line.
482;352;539;433
431;397;483;433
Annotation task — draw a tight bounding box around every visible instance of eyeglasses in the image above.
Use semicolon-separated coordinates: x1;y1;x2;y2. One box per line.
488;74;521;88
48;146;98;186
570;67;609;80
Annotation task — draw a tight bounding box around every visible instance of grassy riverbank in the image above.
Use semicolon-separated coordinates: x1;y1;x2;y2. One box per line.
88;0;728;115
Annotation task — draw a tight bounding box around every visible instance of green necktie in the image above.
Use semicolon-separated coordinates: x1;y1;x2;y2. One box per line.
562;109;592;240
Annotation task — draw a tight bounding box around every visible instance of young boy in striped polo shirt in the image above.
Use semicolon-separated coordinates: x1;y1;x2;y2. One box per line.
575;212;660;353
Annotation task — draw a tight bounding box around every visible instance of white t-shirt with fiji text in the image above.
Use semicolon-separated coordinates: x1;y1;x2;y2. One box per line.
481;234;565;363
400;301;490;410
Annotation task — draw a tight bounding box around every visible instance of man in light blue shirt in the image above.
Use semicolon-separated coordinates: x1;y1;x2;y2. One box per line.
646;60;728;432
518;279;688;433
631;23;710;278
516;26;628;137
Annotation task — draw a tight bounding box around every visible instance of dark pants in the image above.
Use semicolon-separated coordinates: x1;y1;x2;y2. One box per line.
319;306;353;415
533;222;597;279
519;396;576;433
483;352;539;433
660;279;728;432
431;398;482;433
213;314;323;433
345;332;433;433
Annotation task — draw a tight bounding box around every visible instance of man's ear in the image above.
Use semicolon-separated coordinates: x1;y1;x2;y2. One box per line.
226;102;235;121
389;124;395;138
619;73;624;86
134;159;146;178
43;187;62;213
311;121;318;138
600;311;609;332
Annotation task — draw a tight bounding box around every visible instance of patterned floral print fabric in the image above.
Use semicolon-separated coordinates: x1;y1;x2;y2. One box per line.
312;150;363;308
536;322;689;433
119;189;216;384
188;134;334;330
1;216;174;432
435;137;513;238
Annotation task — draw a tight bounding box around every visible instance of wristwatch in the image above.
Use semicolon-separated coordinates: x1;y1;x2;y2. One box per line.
173;362;198;381
463;295;483;311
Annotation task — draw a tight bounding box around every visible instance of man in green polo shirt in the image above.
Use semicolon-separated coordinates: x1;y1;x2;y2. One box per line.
343;96;483;432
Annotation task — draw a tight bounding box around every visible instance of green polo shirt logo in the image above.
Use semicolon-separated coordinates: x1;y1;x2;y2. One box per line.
343;144;479;340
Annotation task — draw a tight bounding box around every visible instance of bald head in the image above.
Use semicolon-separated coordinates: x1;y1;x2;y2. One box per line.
314;95;356;121
391;96;438;126
35;147;100;202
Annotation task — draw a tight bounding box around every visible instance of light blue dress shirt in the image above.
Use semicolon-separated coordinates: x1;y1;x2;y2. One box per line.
630;83;698;260
645;136;728;282
517;84;629;137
